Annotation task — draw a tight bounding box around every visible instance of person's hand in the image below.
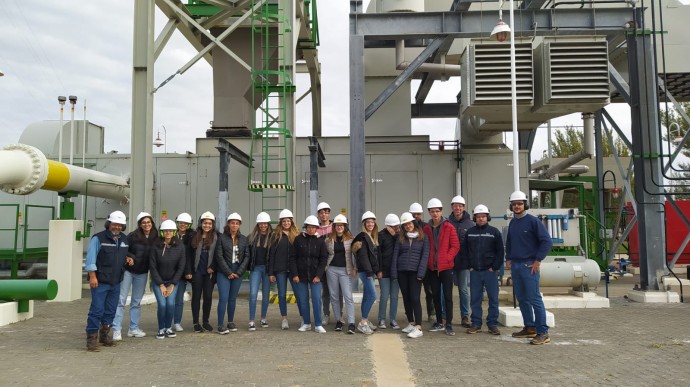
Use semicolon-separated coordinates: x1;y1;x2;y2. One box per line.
376;272;383;279
292;276;300;283
312;277;321;284
89;273;99;289
505;261;511;270
167;284;175;296
417;277;423;282
529;260;541;275
207;268;214;274
229;273;239;280
126;257;134;266
488;268;494;272
185;274;192;280
160;284;168;297
270;275;276;283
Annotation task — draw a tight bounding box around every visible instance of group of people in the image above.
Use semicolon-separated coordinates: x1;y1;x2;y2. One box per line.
84;190;553;351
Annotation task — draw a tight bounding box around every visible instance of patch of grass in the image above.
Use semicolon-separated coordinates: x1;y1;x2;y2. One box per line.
649;342;684;349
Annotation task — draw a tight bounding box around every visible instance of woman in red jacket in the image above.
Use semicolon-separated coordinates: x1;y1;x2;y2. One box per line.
423;198;460;336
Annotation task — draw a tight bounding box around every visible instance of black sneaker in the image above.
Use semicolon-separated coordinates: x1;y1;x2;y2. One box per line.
218;325;230;335
202;322;213;332
156;329;165;339
193;324;203;333
429;322;444;332
227;322;237;332
347;323;356;334
165;328;176;338
335;321;344;331
445;324;455;336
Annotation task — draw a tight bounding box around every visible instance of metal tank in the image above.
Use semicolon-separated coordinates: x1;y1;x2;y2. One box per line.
540;256;602;291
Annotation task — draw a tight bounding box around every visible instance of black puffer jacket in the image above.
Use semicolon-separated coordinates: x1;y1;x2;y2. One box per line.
377;230;397;278
352;232;380;277
149;239;186;286
126;232;157;274
215;232;250;277
268;234;295;276
290;232;327;282
180;229;196;277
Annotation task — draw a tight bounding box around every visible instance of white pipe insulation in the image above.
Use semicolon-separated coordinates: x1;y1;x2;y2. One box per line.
0;143;129;201
395;40;461;77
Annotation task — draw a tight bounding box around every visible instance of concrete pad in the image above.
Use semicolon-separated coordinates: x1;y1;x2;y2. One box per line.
628;267;641;275
0;300;34;326
499;306;555;327
541;292;610;308
626;290;680;303
662;277;690;287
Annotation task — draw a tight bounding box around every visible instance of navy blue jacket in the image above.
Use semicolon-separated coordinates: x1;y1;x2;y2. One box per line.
506;213;553;262
458;224;504;271
391;235;429;280
447;211;474;261
93;230;129;285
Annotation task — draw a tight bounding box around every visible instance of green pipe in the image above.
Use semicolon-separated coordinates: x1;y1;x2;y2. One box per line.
0;279;58;301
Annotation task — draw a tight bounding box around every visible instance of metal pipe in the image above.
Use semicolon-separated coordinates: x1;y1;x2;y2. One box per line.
68;96;77;165
538;112;595;179
0;279;58;300
395;40;461;77
509;0;519;192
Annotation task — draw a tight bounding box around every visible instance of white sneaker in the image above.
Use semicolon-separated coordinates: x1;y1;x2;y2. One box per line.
378;320;387;329
315;325;327;333
112;330;122;341
402;323;416;334
127;328;147;338
298;323;311;332
281;319;289;330
368;320;378;331
358;321;373;335
173;323;184;332
323;315;330;325
407;327;423;339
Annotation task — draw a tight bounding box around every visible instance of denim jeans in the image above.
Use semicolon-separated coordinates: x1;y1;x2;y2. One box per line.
249;265;270;321
377;277;399;322
456;269;470;318
151;284;178;331
274;272;289;316
86;282;120;334
216;274;243;325
359;272;377;320
292;280;322;326
469;269;500;328
512;261;548;334
173;279;188;324
326;266;355;324
113;271;148;332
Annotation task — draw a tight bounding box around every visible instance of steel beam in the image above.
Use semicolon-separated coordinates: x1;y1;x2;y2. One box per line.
350;34;365;224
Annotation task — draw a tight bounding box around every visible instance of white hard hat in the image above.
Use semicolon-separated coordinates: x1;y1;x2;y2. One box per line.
451;195;466;205
304;215;319;227
384;213;401;226
227;212;242;222
160;219;177;231
107;211;127;225
136;211;152;223
317;202;331;212
409;202;423;213
333;214;348;224
473;204;490;215
176;212;193;224
509;191;528;202
200;211;216;221
427;198;443;209
400;212;415;225
279;209;294;219
361;211;376;222
256;212;271;223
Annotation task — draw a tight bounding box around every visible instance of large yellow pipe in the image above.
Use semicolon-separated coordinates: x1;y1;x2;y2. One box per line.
0;143;129;201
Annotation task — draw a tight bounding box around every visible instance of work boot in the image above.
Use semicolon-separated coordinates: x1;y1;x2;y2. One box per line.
86;333;100;352
511;326;537;338
99;323;115;347
461;316;471;328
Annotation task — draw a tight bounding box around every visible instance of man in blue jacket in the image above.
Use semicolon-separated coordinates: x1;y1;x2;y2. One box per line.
85;211;129;351
459;204;504;335
505;191;553;345
447;195;474;328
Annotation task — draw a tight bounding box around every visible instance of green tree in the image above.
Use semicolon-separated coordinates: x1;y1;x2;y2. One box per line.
549;125;631;158
660;102;690;199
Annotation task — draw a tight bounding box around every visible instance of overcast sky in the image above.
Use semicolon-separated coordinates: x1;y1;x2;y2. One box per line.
0;0;635;164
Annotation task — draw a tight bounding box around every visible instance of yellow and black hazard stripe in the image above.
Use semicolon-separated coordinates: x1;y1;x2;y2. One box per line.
248;183;295;191
268;292;297;304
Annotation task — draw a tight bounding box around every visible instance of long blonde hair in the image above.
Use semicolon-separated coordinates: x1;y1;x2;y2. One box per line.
362;222;379;246
271;218;300;244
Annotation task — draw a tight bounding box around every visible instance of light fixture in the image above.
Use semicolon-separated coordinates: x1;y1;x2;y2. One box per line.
153;133;164;147
491;21;511;42
153;125;167;153
669;122;684;147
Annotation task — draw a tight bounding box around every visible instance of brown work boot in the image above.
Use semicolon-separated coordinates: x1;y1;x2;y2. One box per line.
511;326;537;338
99;323;115;347
487;326;501;335
530;333;551;345
466;326;481;334
86;333;100;352
460;316;471;328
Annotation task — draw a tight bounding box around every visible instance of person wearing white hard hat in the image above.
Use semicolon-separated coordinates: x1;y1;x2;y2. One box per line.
149;219;186;339
269;209;300;330
172;212;195;332
447;195;474;329
315;202;335;325
409;202;434;321
190;211;220;333
112;212;157;342
392;212;429;338
325;214;356;334
215;213;250;334
506;191;553;345
352;211;380;335
247;212;273;331
458;205;504;336
423;198;460;336
377;214;401;330
290;215;328;333
85;210;129;351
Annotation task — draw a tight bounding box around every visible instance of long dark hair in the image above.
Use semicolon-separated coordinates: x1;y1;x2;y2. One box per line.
399;224;425;243
250;223;273;248
157;235;180;248
132;217;158;245
192;222;217;250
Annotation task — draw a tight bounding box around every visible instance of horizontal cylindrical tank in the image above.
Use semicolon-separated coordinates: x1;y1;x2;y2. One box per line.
539;256;601;290
0;279;58;300
0;143;129;201
379;0;423;12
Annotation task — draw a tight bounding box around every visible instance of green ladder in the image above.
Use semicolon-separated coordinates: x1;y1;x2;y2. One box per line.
249;1;295;221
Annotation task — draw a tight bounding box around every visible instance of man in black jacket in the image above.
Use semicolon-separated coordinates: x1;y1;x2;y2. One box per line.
458;204;504;335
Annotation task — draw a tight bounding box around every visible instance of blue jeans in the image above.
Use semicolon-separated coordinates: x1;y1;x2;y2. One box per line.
152;284;178;331
293;280;322;326
377;277;399;322
249;265;270;321
469;270;500;328
359;272;377;320
216;274;243;326
113;271;148;332
274;272;289;316
512;261;548;334
174;279;188;324
456;269;470;318
86;282;120;333
326;266;355;324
